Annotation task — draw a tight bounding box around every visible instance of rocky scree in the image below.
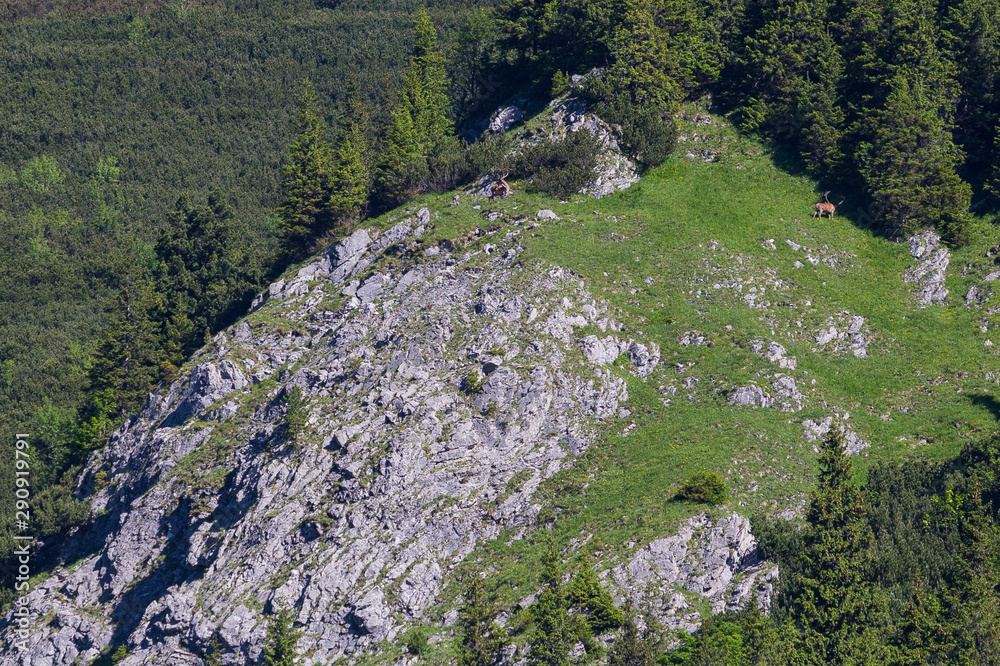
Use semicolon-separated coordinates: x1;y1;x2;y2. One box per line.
0;216;767;665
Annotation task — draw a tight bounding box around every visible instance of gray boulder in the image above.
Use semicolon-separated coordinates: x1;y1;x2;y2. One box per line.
905;231;949;307
607;514;777;625
729;385;773;409
488;105;524;134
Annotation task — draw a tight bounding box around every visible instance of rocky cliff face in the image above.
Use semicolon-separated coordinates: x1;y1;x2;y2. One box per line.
1;213;771;665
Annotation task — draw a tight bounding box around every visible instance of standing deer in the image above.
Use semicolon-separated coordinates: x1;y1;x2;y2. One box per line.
813;191;844;219
489;172;511;200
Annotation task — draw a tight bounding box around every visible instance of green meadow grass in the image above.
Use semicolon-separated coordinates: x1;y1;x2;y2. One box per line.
350;108;1000;648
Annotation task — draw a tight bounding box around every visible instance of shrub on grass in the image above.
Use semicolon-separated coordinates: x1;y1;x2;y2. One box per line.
404;627;431;656
468;133;514;181
519;130;600;199
582;78;678;171
677;471;727;505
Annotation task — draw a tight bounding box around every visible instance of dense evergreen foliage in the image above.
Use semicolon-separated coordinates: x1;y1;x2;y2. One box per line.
282;385;309;447
676;470;728;505
662;430;1000;663
261;608;302;666
487;0;1000;241
456;578;511;666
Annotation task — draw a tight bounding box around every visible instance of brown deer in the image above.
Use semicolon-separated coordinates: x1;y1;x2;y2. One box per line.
813;191;844;219
489;172;511;200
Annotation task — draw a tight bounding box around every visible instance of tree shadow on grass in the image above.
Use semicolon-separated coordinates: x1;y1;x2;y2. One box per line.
969;394;1000;422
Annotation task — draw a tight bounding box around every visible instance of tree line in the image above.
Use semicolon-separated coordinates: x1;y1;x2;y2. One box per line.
280;0;1000;250
470;0;999;243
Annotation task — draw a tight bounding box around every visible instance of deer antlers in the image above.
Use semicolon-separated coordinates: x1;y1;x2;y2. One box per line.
489;172;511;200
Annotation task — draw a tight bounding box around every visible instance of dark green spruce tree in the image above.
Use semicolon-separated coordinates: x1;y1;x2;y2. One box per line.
328;78;373;228
606;0;719;112
943;0;1000;169
788;429;893;665
154;195;270;370
527;546;573;666
939;485;1000;662
376;9;454;205
457;578;509;666
728;0;845;175
376;104;426;207
854;71;971;241
608;608;657;666
262;608;301;666
280;79;334;247
566;556;625;634
87;273;162;420
406;8;453;151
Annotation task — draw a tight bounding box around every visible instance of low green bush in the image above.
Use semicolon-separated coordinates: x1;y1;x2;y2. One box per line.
582;78;678;171
468;133;514;180
677;471;727;505
519;129;600;199
403;626;431;656
423;136;473;193
282;385;308;446
463;369;485;394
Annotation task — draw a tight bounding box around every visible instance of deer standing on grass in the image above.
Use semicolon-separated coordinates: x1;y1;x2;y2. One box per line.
489;172;511;200
813;191;843;219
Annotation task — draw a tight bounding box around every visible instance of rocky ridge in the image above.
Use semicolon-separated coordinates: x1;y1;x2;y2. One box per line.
1;214;768;665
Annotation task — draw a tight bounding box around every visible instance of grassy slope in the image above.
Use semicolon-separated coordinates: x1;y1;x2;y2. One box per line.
350;100;1000;660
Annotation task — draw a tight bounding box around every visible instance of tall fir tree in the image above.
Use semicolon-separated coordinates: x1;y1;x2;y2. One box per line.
376;10;453;205
527;545;572;666
606;0;719;112
943;0;1000;168
405;8;453;150
788;429;893;665
88;272;162;419
606;0;684;111
566;557;625;633
457;578;509;666
376;104;426;207
729;0;845;174
608;609;656;666
942;486;1000;662
153;195;263;368
854;71;971;241
280;79;334;247
328;79;372;227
